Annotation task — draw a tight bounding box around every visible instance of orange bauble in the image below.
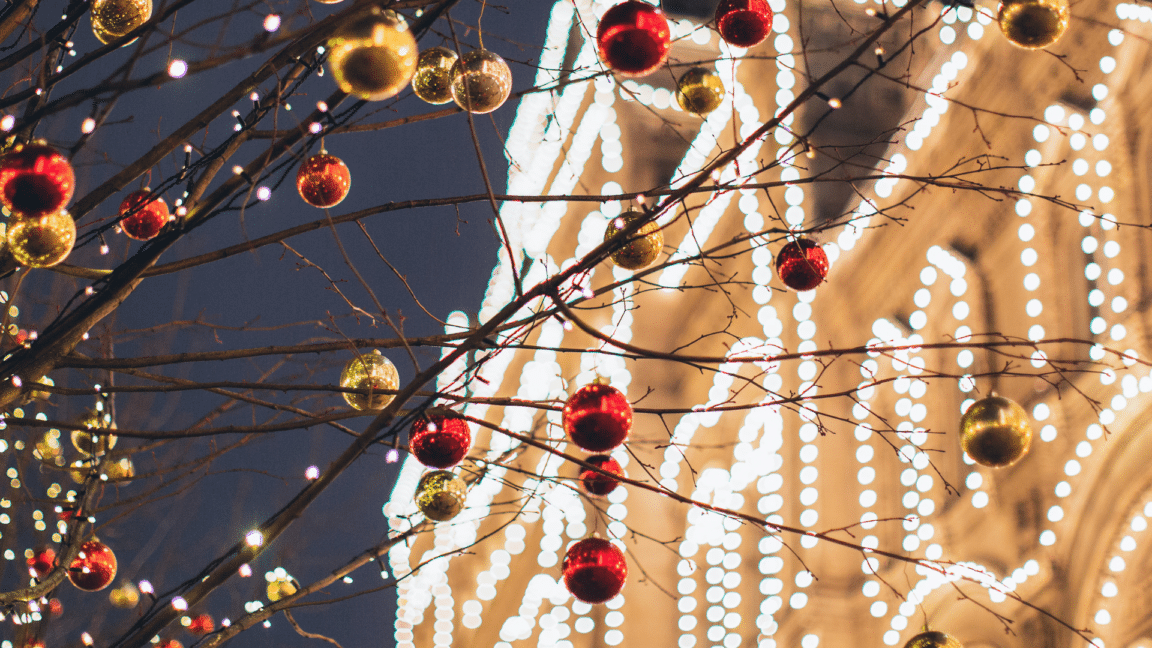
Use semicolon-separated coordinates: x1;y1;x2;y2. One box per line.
119;189;170;240
296;153;351;208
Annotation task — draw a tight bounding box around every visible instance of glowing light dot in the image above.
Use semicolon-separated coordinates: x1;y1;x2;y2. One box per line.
172;596;188;611
245;530;264;547
99;245;109;255
168;59;188;78
11;377;21;387
81;118;96;133
139;580;154;594
250;92;260;102
176;206;187;217
305;466;320;480
85;287;94;295
317;101;329;112
263;14;281;31
385;449;400;463
827;98;842;109
232;165;245;175
256;187;272;201
239;564;252;577
81;633;93;646
309;122;322;134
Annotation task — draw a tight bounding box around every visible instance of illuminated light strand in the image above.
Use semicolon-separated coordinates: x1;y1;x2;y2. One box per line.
1089;497;1152;637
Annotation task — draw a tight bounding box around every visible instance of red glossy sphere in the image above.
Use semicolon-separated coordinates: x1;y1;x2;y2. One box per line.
409;408;472;469
776;238;829;291
580;455;624;496
563;383;633;452
67;539;117;592
716;0;774;47
187;614;215;635
119;190;170;240
296;153;351;208
596;1;671;77
563;538;628;604
48;598;63;616
27;546;56;578
0;143;75;217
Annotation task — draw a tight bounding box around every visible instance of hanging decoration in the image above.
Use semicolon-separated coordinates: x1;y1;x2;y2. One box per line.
7;210;77;268
68;539;118;591
91;0;153;44
676;67;726;116
450;49;513;114
0;143;75;218
998;0;1070;49
775;237;829;291
903;632;964;648
70;409;118;456
296;152;351;208
119;189;170;240
27;546;56;579
415;470;467;521
267;574;297;601
715;0;774;47
109;581;140;608
579;455;624;496
104;457;136;481
595;1;671;77
960;394;1033;467
409;408;472;469
562;382;633;452
327;8;418;101
412;46;459;105
562;537;628;604
187;614;215;635
340;350;399;410
603;211;663;270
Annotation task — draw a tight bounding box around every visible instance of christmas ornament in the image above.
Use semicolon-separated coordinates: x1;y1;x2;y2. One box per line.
415;470;467;521
997;0;1069;49
7;210;76;268
960;394;1032;467
68;539;117;591
340;350;399;410
0;143;75;217
562;537;628;604
775;238;828;291
715;0;774;48
109;581;140;608
562;382;632;452
27;546;56;578
676;67;725;116
603;211;663;270
450;49;513;114
91;0;153;44
596;1;671;77
327;8;418;101
903;631;964;648
48;598;63;615
187;614;215;635
580;455;624;496
159;640;183;648
412;46;458;105
119;189;169;240
296;152;351;208
36;430;64;466
70;409;118;456
266;575;297;602
104;457;136;481
409;408;472;468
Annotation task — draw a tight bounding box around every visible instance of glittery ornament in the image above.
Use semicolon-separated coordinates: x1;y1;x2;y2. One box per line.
563;383;632;452
340;350;399;410
960;394;1032;467
603;211;663;270
48;598;63;615
562;537;627;604
27;546;56;578
109;581;140;608
119;189;169;240
70;409;118;456
716;0;774;48
0;143;75;217
296;153;351;208
775;238;829;291
596;1;671;77
36;430;64;466
676;67;725;116
187;614;215;635
327;8;418;101
580;455;624;496
415;470;467;522
410;408;472;469
903;632;964;648
91;0;153;44
7;210;76;268
412;47;458;105
267;575;297;601
104;457;136;481
998;0;1069;49
450;49;512;114
68;539;117;591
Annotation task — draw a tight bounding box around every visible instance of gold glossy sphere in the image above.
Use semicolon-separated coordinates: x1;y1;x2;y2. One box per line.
104;457;135;481
415;470;467;521
903;632;964;648
36;430;64;466
676;67;725;116
327;9;418;101
340;350;399;410
266;576;297;602
109;581;140;608
7;210;76;268
412;47;459;105
603;211;663;270
998;0;1069;49
91;0;152;45
70;409;118;456
450;49;513;114
960;394;1033;468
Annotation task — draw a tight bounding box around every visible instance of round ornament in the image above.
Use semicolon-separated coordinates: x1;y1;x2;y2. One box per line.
596;1;671;77
412;47;458;105
340;350;399;410
562;383;633;452
91;0;153;44
104;457;136;481
450;49;513;114
187;614;215;635
716;0;774;47
327;8;418;101
48;598;63;615
109;581;140;608
68;539;117;591
70;409;118;456
580;455;624;496
410;408;472;468
676;67;725;116
775;238;829;291
562;537;628;604
36;430;64;466
296;152;351;208
119;190;169;240
960;394;1032;467
0;143;75;218
27;546;56;578
267;575;297;602
603;211;663;270
903;632;964;648
415;470;467;521
997;0;1069;49
7;210;76;268
159;641;183;648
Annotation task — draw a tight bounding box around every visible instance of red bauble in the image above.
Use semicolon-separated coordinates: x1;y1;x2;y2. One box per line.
716;0;774;47
48;598;63;616
159;641;184;648
27;546;56;578
0;143;75;217
563;538;628;604
67;539;117;591
562;383;633;452
187;614;215;635
296;153;351;208
596;1;671;77
776;238;829;291
119;190;170;240
580;455;624;496
409;408;472;469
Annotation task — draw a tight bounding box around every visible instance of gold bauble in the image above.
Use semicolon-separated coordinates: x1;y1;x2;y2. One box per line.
676;67;725;116
267;575;297;601
415;470;467;522
104;457;135;481
36;430;63;466
450;49;512;114
327;9;418;101
7;210;76;268
91;0;153;45
603;211;663;270
70;409;118;456
960;394;1032;468
109;581;140;608
997;0;1069;49
340;350;399;410
412;47;458;105
903;632;964;648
